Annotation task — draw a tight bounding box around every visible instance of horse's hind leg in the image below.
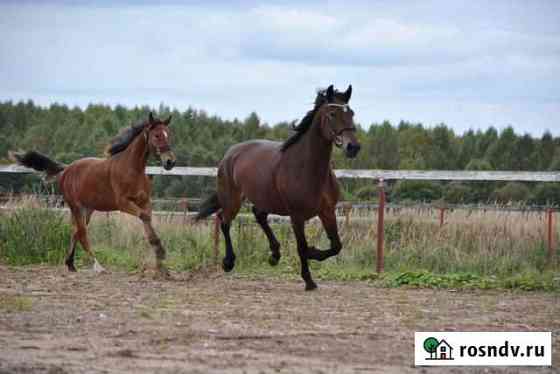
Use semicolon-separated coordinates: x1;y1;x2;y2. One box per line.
73;207;106;273
65;230;78;272
252;207;281;266
85;209;93;225
220;219;236;272
65;208;93;272
219;189;242;272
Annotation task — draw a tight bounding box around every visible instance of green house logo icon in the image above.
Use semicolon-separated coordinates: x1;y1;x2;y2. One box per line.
424;337;454;360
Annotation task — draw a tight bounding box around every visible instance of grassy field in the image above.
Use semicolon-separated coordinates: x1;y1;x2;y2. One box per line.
1;198;559;291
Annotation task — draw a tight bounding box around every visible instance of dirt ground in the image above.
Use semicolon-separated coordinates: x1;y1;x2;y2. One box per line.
0;265;558;374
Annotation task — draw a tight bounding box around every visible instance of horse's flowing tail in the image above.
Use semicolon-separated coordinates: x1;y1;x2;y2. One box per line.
9;150;65;179
195;192;221;221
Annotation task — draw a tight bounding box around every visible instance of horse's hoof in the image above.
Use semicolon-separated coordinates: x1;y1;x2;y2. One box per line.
155;270;172;280
305;282;318;291
155;264;171;278
66;263;77;272
93;259;107;274
268;255;280;266
222;258;235;272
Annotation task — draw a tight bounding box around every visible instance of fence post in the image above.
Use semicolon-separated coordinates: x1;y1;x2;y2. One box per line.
439;208;446;227
547;208;555;261
180;198;189;224
376;178;385;273
214;214;221;267
343;202;352;227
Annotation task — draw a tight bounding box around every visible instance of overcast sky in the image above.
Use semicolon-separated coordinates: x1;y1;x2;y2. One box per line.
1;0;559;135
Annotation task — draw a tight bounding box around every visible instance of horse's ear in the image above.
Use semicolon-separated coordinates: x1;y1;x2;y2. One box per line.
326;85;335;102
343;85;352;103
164;115;172;126
149;112;155;123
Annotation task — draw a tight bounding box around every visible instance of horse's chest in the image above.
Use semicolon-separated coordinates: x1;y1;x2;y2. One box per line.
119;175;150;202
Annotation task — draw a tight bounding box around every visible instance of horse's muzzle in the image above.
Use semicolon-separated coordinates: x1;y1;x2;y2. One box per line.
160;151;177;171
164;159;175;170
345;142;361;159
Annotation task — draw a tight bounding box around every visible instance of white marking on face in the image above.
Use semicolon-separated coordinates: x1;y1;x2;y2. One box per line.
162;130;169;140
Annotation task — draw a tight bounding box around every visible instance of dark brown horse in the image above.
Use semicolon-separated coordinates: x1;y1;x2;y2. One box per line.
197;85;360;290
10;113;176;276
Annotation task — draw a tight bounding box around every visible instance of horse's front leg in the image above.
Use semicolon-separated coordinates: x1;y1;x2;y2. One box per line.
252;207;281;266
118;197;151;222
119;198;168;276
305;208;342;262
142;217;168;277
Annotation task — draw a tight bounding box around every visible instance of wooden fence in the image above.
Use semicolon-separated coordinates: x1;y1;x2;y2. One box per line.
1;165;558;271
2;164;560;182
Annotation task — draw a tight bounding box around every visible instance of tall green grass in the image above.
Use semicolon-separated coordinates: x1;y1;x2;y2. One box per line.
1;200;558;291
0;205;71;265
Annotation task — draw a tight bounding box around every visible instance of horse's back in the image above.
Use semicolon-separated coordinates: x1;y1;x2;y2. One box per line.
62;157;109;178
220;140;288;213
222;140;282;174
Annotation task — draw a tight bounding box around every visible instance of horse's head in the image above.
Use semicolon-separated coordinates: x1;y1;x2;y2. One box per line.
146;112;176;170
317;85;361;158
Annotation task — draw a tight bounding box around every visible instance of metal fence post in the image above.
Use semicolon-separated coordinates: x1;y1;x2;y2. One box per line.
376;178;385;273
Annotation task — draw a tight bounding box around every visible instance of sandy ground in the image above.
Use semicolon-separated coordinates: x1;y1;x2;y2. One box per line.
0;265;558;374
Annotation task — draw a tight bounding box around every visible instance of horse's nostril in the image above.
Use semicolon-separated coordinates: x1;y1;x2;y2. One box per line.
347;143;361;152
345;143;361;158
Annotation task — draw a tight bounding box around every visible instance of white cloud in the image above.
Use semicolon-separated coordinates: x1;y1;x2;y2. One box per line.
0;1;559;135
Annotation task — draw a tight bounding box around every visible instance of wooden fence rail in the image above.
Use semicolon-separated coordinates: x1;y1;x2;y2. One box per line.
2;164;560;182
1;165;558;270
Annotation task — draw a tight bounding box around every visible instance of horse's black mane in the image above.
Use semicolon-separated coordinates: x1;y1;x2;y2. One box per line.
104;120;147;157
280;88;345;152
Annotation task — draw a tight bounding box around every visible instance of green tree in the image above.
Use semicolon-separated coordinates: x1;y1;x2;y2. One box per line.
367;121;399;169
485;127;517;170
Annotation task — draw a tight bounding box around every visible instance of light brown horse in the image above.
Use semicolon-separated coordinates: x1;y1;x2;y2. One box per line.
197;85;361;290
10;113;176;276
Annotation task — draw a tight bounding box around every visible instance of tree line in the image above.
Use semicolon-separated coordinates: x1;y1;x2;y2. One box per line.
1;100;559;205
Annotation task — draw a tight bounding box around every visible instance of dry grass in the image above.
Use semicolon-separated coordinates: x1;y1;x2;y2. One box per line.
1;196;558;289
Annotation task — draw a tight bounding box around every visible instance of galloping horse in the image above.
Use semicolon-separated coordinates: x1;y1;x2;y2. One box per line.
10;113;176;276
197;85;361;290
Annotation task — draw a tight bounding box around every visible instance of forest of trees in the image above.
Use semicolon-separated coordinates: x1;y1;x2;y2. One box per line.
1;100;560;205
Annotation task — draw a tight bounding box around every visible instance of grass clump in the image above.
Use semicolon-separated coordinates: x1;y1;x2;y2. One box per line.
0;295;33;313
0;203;71;265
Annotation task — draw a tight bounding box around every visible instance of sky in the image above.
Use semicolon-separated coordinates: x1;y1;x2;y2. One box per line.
1;0;559;135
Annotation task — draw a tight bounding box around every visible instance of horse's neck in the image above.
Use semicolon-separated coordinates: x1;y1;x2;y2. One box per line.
118;132;149;174
285;120;332;184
